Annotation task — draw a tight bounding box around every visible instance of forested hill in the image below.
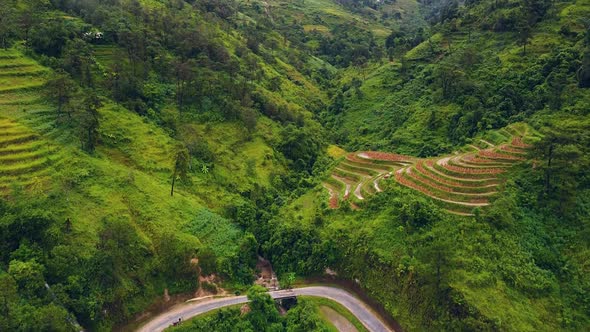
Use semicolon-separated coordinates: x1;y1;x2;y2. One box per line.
0;0;589;331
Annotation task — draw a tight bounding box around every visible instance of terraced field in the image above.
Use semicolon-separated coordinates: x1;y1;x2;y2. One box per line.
0;49;64;195
0;117;64;194
323;124;535;215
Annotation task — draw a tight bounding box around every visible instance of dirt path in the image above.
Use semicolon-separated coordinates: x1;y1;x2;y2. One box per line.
373;178;382;192
373;173;387;192
320;306;359;332
331;175;352;198
444;209;474;216
479;139;495;147
436;156;451;166
323;184;339;209
354;182;365;200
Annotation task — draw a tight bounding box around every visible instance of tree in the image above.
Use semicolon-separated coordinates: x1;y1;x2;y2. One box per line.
435;64;463;100
45;71;78;121
155;233;198;292
18;0;49;43
516;20;532;56
427;110;437;130
8;260;46;299
118;29;147;77
28;17;71;57
173;59;197;111
278;125;323;173
62;39;95;86
170;145;190;196
0;273;18;330
77;92;102;153
32;304;73;332
240;108;258;133
281;272;296;289
532;120;590;215
546;69;567;110
246;285;281;330
0;4;16;49
329;92;345;114
286;299;330;332
577;49;590;88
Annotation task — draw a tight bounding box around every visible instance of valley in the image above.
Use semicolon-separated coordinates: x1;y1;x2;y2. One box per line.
0;0;589;331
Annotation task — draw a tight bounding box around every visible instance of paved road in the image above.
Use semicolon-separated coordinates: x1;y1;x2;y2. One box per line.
137;286;393;332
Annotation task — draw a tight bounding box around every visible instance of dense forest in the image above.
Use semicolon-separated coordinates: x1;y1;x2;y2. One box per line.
0;0;588;331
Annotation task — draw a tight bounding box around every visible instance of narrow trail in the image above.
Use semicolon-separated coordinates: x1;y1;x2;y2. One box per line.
444;209;474;216
479;139;495;147
137;286;394;332
354;182;365;200
322;184;339;209
402;185;491;207
373;177;383;192
344;183;351;198
436;156;451;166
331;175;352;198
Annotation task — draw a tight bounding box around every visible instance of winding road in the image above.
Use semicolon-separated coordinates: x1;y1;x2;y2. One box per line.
137;286;393;332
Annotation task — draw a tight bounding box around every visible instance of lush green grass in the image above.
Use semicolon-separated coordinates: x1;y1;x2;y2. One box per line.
0;118;61;193
300;296;369;332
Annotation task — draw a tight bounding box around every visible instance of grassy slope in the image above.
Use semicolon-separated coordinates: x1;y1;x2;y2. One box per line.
242;0;425;42
245;0;388;36
1;0;347;255
331;0;590;155
301;296;369;332
0;47;239;262
308;198;569;331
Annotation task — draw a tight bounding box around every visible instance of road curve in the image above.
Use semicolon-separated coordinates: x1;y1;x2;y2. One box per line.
137;286;393;332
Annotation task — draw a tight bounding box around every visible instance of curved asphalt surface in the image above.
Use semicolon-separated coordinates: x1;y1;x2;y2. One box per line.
137;286;393;332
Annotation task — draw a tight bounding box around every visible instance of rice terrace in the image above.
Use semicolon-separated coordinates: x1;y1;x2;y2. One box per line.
0;49;64;195
324;123;538;215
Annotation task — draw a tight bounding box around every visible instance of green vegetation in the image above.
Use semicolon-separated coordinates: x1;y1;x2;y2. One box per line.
0;0;589;331
167;286;335;332
301;296;369;332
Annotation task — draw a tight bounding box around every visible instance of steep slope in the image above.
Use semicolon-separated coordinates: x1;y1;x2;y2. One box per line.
0;48;250;329
322;0;590;155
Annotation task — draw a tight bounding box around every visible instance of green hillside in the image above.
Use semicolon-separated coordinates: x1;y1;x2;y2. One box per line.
0;0;589;331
